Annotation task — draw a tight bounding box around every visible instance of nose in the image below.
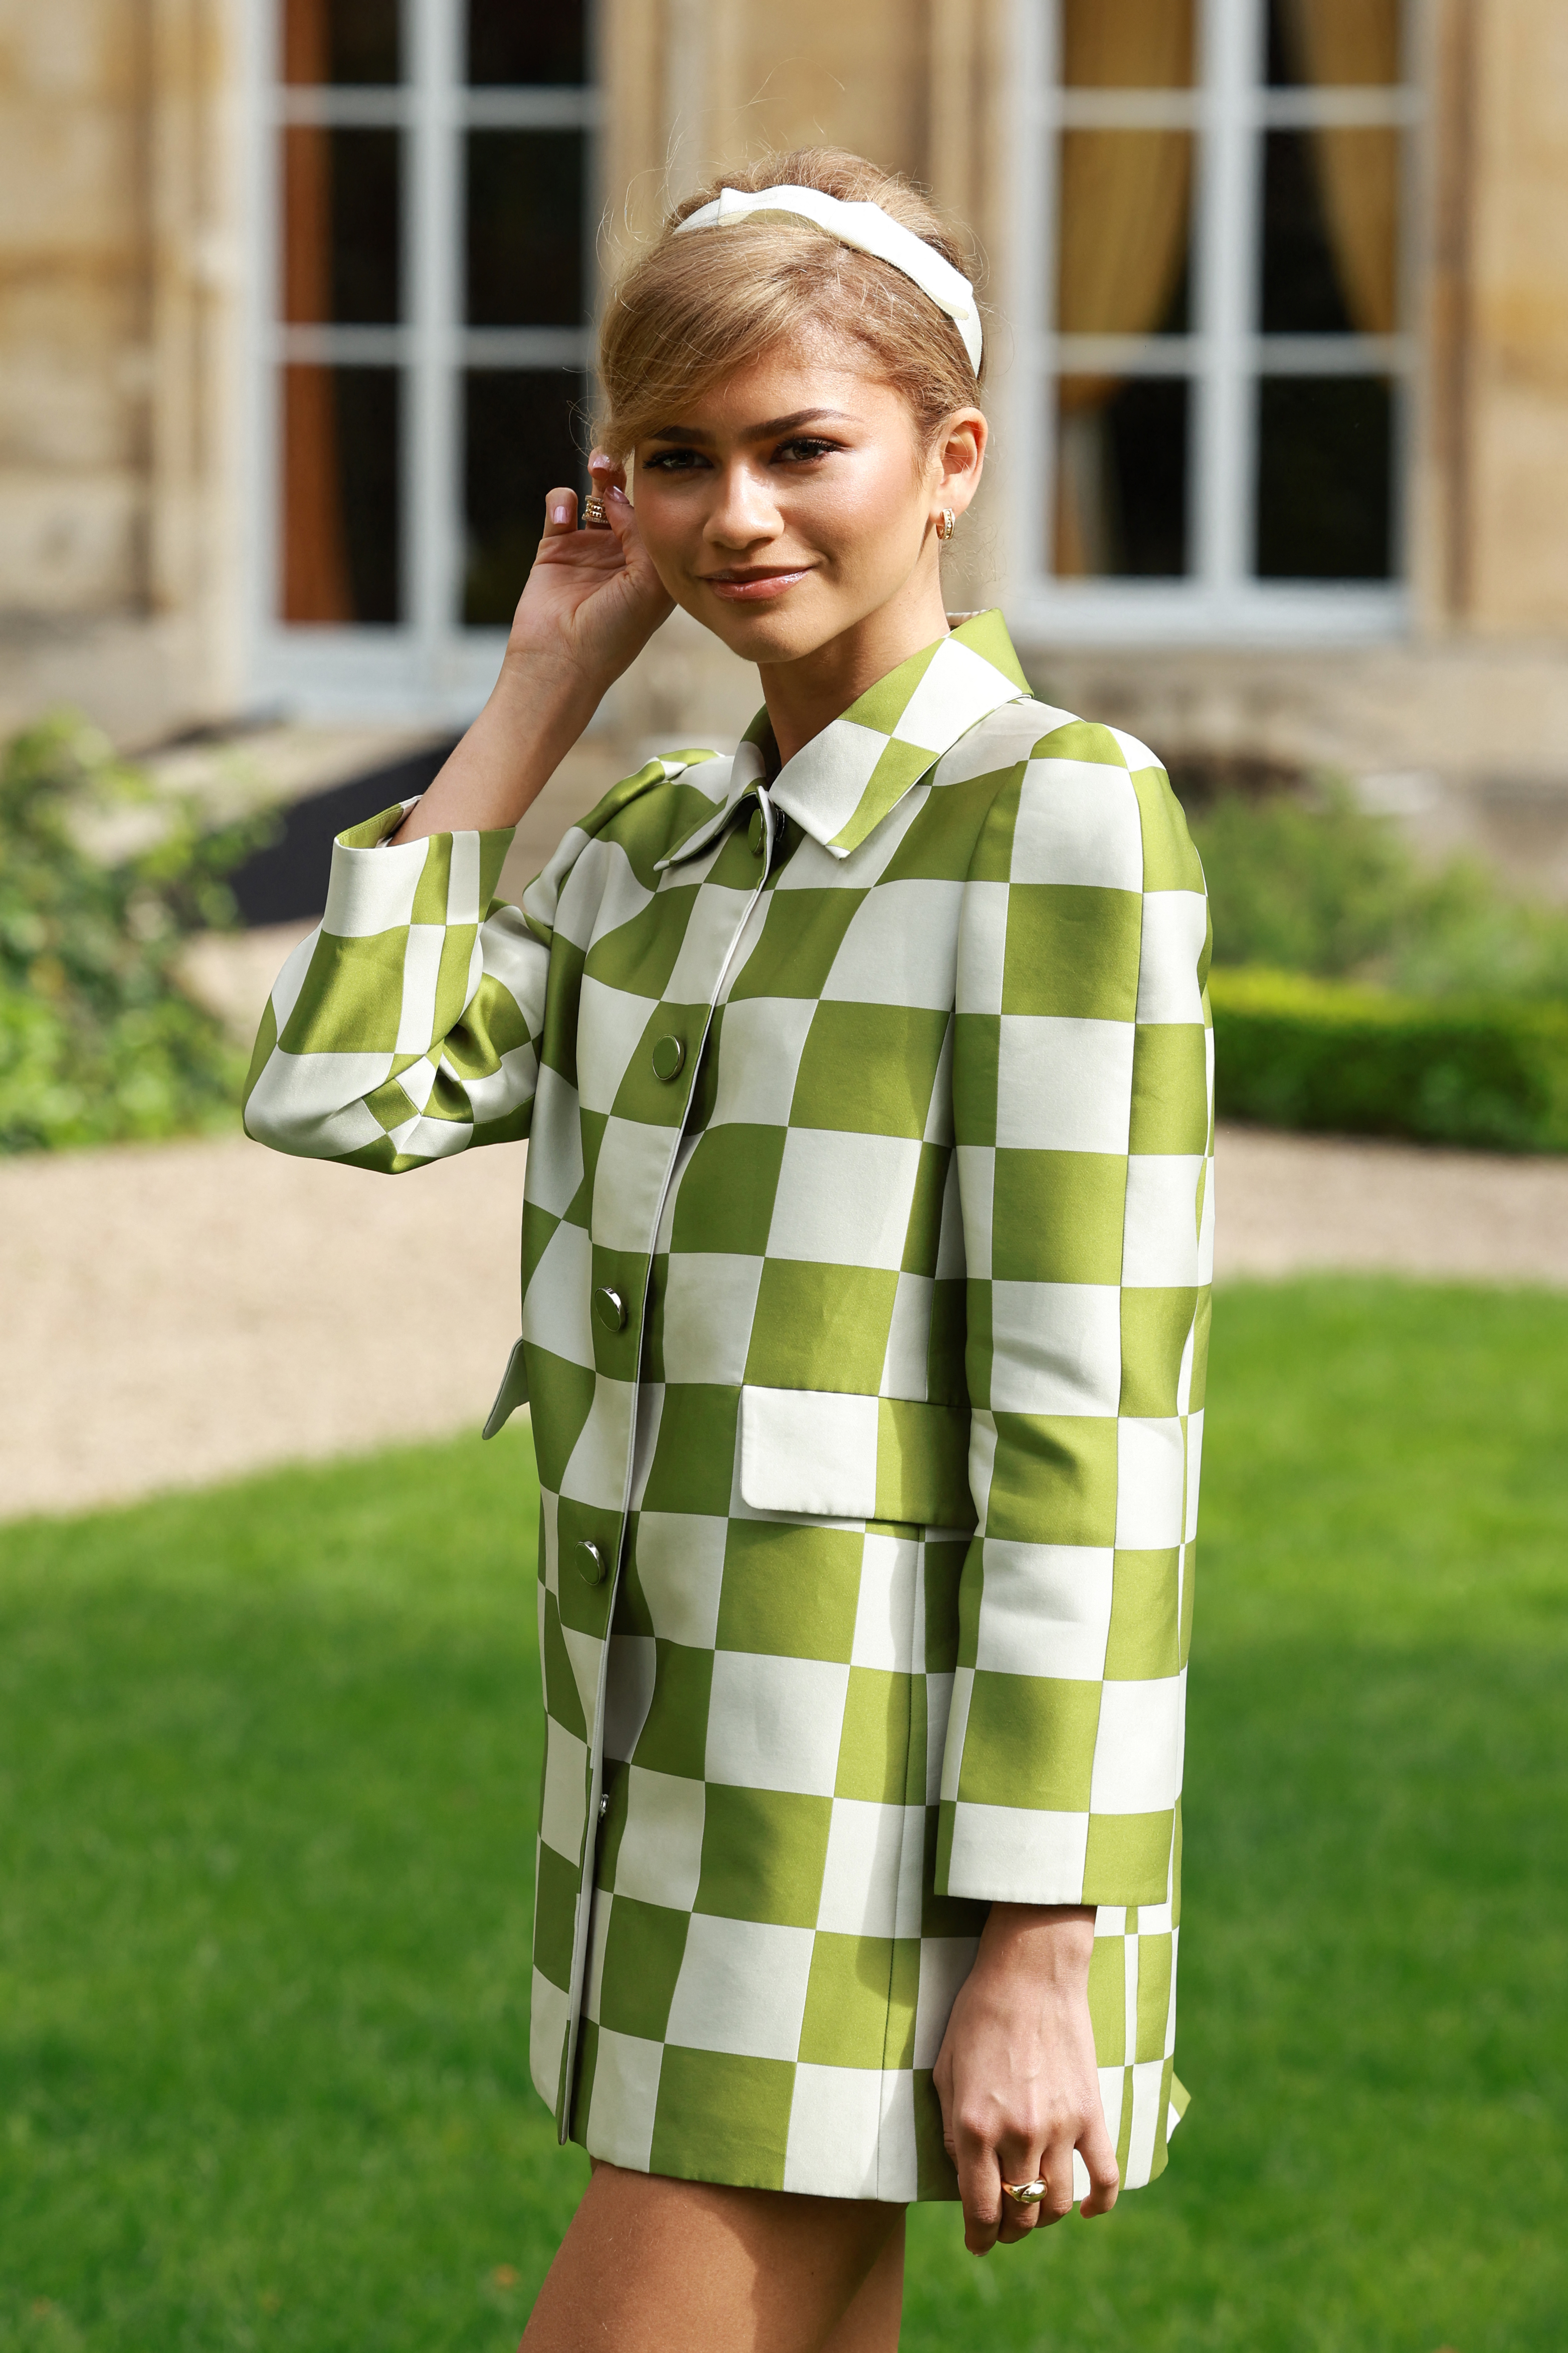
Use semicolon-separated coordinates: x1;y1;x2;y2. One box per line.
704;458;781;553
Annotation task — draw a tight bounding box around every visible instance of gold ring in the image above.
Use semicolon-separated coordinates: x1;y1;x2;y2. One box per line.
1001;2177;1048;2206
581;493;608;526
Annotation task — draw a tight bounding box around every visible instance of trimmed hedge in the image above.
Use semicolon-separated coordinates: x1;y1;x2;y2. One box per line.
1209;966;1568;1153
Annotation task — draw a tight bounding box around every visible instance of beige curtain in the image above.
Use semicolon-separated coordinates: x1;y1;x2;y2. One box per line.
1277;0;1401;334
1061;0;1194;89
1057;132;1193;351
281;0;353;621
1053;0;1194;572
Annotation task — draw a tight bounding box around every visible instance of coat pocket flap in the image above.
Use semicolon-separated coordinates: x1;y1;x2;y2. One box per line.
482;1337;530;1440
739;1386;976;1530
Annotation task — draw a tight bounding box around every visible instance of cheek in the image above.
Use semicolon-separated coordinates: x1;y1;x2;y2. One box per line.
628;483;678;551
807;447;930;561
627;484;701;591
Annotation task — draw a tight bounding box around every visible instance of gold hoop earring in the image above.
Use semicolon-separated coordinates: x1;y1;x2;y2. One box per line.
936;508;957;543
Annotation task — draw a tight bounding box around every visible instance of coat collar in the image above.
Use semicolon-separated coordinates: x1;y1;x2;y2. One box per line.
659;610;1032;867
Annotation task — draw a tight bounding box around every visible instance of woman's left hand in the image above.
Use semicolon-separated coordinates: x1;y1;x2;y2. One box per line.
933;1902;1120;2254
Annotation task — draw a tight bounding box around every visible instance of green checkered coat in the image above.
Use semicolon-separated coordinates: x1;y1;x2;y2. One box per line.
245;613;1212;2203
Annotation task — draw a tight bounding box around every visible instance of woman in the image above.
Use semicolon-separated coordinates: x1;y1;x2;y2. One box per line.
245;149;1212;2353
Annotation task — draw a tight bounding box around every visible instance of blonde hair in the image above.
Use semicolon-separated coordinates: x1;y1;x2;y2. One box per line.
596;149;985;463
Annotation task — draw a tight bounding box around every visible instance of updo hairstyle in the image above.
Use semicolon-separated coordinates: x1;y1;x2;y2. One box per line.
596;149;985;466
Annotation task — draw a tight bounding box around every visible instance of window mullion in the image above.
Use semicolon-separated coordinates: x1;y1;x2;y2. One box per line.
407;0;461;676
1013;0;1058;596
1194;0;1264;606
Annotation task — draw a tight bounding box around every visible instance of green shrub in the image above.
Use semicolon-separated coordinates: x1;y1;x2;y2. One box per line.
0;715;269;1154
1209;965;1568;1152
1187;778;1568;1003
1187;779;1416;977
1386;860;1568;1003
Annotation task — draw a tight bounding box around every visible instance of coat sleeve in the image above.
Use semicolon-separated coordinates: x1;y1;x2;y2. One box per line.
242;798;548;1172
935;719;1213;1910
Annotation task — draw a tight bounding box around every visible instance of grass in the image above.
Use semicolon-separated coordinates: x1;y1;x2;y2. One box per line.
1;1282;1565;2351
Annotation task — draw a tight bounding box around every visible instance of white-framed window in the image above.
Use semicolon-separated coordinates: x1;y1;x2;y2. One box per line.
1008;0;1419;643
242;0;598;716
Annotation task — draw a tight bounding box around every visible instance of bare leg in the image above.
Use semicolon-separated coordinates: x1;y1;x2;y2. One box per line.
521;2161;904;2353
820;2211;905;2353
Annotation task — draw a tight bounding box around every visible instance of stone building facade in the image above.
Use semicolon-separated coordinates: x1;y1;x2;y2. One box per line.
2;0;1566;889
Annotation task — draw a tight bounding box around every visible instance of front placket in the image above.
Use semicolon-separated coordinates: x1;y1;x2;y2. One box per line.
553;785;784;2139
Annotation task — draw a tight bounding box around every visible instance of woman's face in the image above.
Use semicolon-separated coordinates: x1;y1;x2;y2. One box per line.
626;337;984;668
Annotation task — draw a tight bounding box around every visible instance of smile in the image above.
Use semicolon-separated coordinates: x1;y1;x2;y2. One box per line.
699;568;814;603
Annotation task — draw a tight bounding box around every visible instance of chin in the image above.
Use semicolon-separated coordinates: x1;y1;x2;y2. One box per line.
688;586;859;665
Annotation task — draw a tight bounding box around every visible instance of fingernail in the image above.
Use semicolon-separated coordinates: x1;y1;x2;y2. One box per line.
588;449;609;472
608;481;628;503
551;502;570;524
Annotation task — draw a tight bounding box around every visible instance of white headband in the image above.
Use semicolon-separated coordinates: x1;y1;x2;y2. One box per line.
673;184;982;375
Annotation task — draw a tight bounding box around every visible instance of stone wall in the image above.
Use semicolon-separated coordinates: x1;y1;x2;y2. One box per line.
1448;0;1568;634
0;0;240;744
0;0;147;619
2;0;1568;852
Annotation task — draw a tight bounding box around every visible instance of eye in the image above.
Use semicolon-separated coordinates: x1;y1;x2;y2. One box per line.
775;435;840;463
642;446;712;472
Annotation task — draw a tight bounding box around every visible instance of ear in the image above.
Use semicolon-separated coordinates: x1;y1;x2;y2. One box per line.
936;409;987;518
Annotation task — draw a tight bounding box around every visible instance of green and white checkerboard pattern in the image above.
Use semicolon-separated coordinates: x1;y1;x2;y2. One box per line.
245;612;1212;2202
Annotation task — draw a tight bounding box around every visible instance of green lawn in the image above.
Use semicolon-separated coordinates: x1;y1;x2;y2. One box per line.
1;1281;1564;2352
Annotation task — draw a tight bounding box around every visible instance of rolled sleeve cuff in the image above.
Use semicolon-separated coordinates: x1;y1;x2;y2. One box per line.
935;1797;1176;1909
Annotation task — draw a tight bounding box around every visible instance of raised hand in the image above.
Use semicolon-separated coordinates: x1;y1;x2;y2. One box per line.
391;453;674;845
506;452;675;701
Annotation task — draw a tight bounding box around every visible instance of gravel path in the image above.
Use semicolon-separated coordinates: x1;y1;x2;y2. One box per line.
3;1092;1565;1524
1213;1123;1568;1286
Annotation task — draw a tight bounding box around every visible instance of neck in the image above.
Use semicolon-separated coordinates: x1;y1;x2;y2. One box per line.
755;561;953;769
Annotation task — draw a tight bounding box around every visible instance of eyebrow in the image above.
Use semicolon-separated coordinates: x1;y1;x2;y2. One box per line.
644;408;853;445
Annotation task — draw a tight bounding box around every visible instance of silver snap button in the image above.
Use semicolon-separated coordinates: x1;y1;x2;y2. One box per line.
651;1033;685;1081
574;1538;606;1586
594;1285;626;1331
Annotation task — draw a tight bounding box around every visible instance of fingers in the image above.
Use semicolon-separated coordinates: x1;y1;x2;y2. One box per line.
585;446;670;619
961;2123;1113;2254
993;2135;1050;2246
990;2148;1081;2247
539;452;628;541
585;447;627;534
954;2134;1007;2257
1035;2139;1078;2232
1076;2108;1121;2219
542;487;578;536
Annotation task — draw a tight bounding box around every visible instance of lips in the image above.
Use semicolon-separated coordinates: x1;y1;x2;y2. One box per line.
700;568;813;603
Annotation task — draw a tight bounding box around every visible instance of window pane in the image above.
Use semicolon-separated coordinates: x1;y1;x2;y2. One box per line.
283;127;401;324
467;0;586;85
282;0;399;85
1262;128;1399;334
1254;376;1393;579
1053;377;1189;577
464;370;587;625
1268;0;1401;87
281;366;401;622
1057;133;1192;333
466;132;586;325
1062;0;1193;87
